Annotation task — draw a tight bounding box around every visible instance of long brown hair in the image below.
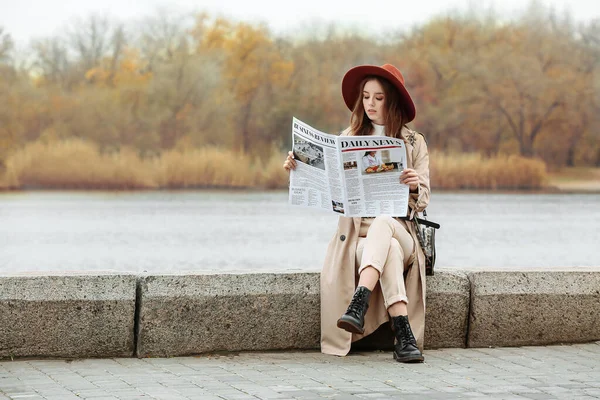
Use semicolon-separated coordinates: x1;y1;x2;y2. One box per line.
349;76;408;138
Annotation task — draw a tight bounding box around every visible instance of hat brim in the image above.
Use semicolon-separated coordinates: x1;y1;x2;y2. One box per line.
341;65;416;123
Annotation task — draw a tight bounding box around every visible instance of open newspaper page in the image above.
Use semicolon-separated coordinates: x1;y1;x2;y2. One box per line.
337;135;409;217
288;118;347;214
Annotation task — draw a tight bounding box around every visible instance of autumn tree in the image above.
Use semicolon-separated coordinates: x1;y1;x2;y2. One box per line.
287;27;386;139
0;27;12;64
31;37;73;89
133;13;232;151
68;14;127;74
2;7;599;170
192;17;294;153
31;14;126;91
396;17;498;152
137;9;195;67
0;27;16;167
397;9;599;164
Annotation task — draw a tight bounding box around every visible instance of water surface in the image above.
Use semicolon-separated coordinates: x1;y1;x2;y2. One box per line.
1;191;598;274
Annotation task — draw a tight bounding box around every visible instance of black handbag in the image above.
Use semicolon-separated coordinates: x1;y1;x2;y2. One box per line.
413;209;440;276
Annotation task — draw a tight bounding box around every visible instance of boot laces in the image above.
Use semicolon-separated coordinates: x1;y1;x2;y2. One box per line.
396;318;416;345
346;290;367;316
401;323;416;343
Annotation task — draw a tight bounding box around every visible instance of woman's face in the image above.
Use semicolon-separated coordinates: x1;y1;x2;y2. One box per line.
363;79;385;125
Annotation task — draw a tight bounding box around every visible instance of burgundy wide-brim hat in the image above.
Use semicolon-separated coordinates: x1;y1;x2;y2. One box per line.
341;63;416;122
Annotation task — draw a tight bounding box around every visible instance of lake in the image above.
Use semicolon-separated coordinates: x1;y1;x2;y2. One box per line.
1;191;599;274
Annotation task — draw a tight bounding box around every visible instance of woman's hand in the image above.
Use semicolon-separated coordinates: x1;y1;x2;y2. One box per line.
400;168;419;192
283;151;297;172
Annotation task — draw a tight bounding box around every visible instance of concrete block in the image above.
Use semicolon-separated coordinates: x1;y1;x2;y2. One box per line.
468;269;600;348
137;273;320;357
353;269;470;351
425;269;470;348
0;274;137;358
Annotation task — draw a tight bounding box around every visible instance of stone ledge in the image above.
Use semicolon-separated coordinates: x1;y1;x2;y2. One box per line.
138;270;469;356
467;269;600;348
137;273;321;357
0;274;137;358
425;269;471;348
2;268;599;359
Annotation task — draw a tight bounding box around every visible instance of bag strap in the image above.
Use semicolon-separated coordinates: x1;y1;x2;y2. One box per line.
415;216;440;229
414;209;440;229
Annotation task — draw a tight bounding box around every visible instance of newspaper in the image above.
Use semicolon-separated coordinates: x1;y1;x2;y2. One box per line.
288;117;409;217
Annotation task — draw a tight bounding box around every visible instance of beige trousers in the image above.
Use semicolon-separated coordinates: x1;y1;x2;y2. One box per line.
356;215;415;308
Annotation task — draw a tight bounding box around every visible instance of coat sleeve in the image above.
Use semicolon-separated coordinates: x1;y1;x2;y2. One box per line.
408;133;431;215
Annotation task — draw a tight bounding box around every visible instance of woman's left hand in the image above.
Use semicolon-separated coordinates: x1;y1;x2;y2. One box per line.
400;168;419;192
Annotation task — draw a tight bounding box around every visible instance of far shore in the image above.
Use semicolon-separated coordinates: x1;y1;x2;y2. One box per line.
1;182;599;195
0;140;597;194
1;168;600;194
546;167;600;193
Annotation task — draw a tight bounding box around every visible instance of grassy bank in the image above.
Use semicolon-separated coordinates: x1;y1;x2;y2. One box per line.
0;140;288;190
430;152;548;190
546;167;600;192
0;139;558;191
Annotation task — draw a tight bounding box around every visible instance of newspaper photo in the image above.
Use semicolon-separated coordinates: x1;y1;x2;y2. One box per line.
288;117;409;217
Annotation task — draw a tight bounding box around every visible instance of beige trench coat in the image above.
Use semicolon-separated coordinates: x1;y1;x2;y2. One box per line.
320;127;431;356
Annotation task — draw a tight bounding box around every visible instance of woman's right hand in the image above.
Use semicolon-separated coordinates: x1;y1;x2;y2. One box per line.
283;151;297;172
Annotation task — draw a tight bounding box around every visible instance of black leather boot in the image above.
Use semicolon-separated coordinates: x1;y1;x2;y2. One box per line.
336;286;371;334
392;315;424;363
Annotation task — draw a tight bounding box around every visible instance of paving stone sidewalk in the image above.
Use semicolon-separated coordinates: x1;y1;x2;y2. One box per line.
1;342;599;400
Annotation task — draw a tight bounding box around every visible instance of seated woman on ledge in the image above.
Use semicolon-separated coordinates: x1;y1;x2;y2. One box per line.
283;63;431;363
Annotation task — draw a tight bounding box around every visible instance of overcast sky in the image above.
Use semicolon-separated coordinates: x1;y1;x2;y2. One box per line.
1;0;598;46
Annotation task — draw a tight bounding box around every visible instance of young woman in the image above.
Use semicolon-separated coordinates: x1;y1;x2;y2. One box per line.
283;63;430;363
362;151;382;168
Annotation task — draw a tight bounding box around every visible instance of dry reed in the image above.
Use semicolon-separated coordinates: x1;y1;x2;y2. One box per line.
156;147;263;188
4;140;156;190
430;152;547;190
0;140;548;191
